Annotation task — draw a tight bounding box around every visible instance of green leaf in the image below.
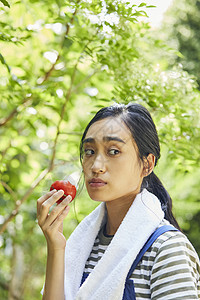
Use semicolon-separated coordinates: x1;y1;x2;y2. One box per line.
63;37;73;48
146;5;156;8
132;10;148;17
138;2;146;8
99;98;111;102
0;53;10;73
0;0;10;7
174;50;185;58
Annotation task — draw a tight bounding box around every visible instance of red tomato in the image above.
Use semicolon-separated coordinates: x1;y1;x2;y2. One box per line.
50;180;76;204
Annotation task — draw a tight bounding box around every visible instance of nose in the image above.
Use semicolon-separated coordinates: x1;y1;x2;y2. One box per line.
91;153;106;174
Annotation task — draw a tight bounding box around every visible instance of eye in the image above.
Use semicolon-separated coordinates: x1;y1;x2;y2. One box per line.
108;149;120;156
84;149;95;156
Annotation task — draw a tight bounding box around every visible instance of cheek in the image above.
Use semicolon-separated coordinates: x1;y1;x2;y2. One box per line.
82;158;91;174
116;157;143;188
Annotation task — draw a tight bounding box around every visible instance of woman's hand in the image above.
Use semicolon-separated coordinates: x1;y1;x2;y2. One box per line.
37;189;72;251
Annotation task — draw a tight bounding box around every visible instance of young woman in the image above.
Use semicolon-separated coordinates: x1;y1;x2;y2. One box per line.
37;103;200;300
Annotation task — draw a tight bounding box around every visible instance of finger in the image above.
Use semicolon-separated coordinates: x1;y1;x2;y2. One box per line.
42;195;72;228
37;189;57;214
38;190;65;225
50;206;71;232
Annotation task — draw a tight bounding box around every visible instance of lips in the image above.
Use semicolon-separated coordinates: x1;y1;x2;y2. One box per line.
89;178;106;184
89;178;107;187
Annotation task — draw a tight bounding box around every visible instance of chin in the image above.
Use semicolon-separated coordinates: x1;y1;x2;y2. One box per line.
87;192;108;202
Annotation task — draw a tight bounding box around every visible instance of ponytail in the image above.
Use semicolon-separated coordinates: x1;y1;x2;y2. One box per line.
142;172;181;230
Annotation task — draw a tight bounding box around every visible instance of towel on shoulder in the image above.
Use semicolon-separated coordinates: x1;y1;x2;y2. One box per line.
64;189;165;300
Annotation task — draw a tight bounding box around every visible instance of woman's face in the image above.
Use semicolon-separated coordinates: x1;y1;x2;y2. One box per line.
82;117;145;203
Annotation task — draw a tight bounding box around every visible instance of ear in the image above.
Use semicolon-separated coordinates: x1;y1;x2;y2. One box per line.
143;154;155;177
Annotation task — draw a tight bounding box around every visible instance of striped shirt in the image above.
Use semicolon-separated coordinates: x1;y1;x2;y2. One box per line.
84;220;200;299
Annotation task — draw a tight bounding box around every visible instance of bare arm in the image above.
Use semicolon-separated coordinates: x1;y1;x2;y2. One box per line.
42;248;65;300
37;189;71;300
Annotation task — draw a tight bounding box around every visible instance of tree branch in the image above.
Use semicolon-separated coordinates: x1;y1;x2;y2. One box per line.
0;142;11;163
39;3;79;84
0;97;31;127
0;181;18;202
48;54;80;173
0;168;49;234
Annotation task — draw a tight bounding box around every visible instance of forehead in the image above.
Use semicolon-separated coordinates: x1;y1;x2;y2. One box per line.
85;117;132;141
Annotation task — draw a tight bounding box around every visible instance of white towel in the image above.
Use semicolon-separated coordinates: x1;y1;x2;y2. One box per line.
64;189;164;300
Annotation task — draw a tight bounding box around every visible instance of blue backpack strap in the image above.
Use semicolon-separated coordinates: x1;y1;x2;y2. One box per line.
80;272;89;286
126;225;178;280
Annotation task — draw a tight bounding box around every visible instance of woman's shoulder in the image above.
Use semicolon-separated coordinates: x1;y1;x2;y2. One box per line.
150;219;200;268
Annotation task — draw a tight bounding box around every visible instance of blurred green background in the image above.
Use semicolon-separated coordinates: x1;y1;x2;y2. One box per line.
0;0;200;299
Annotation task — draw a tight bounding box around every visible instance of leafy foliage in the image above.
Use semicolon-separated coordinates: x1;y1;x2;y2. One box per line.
162;0;200;87
0;0;10;8
0;0;199;298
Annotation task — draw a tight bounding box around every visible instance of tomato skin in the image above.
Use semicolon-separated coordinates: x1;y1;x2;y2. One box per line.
50;180;76;204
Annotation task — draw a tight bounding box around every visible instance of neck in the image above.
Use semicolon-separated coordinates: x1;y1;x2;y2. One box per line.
105;192;139;235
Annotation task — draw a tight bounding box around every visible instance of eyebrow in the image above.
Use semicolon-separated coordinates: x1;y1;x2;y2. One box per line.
82;136;126;144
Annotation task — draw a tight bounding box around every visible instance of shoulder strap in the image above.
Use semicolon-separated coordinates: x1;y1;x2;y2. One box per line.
126;225;178;280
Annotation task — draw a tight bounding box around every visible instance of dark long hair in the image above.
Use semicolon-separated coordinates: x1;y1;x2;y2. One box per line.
80;102;181;230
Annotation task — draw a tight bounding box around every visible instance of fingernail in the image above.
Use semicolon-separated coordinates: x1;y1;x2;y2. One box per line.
67;195;72;202
58;189;64;194
64;195;71;201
